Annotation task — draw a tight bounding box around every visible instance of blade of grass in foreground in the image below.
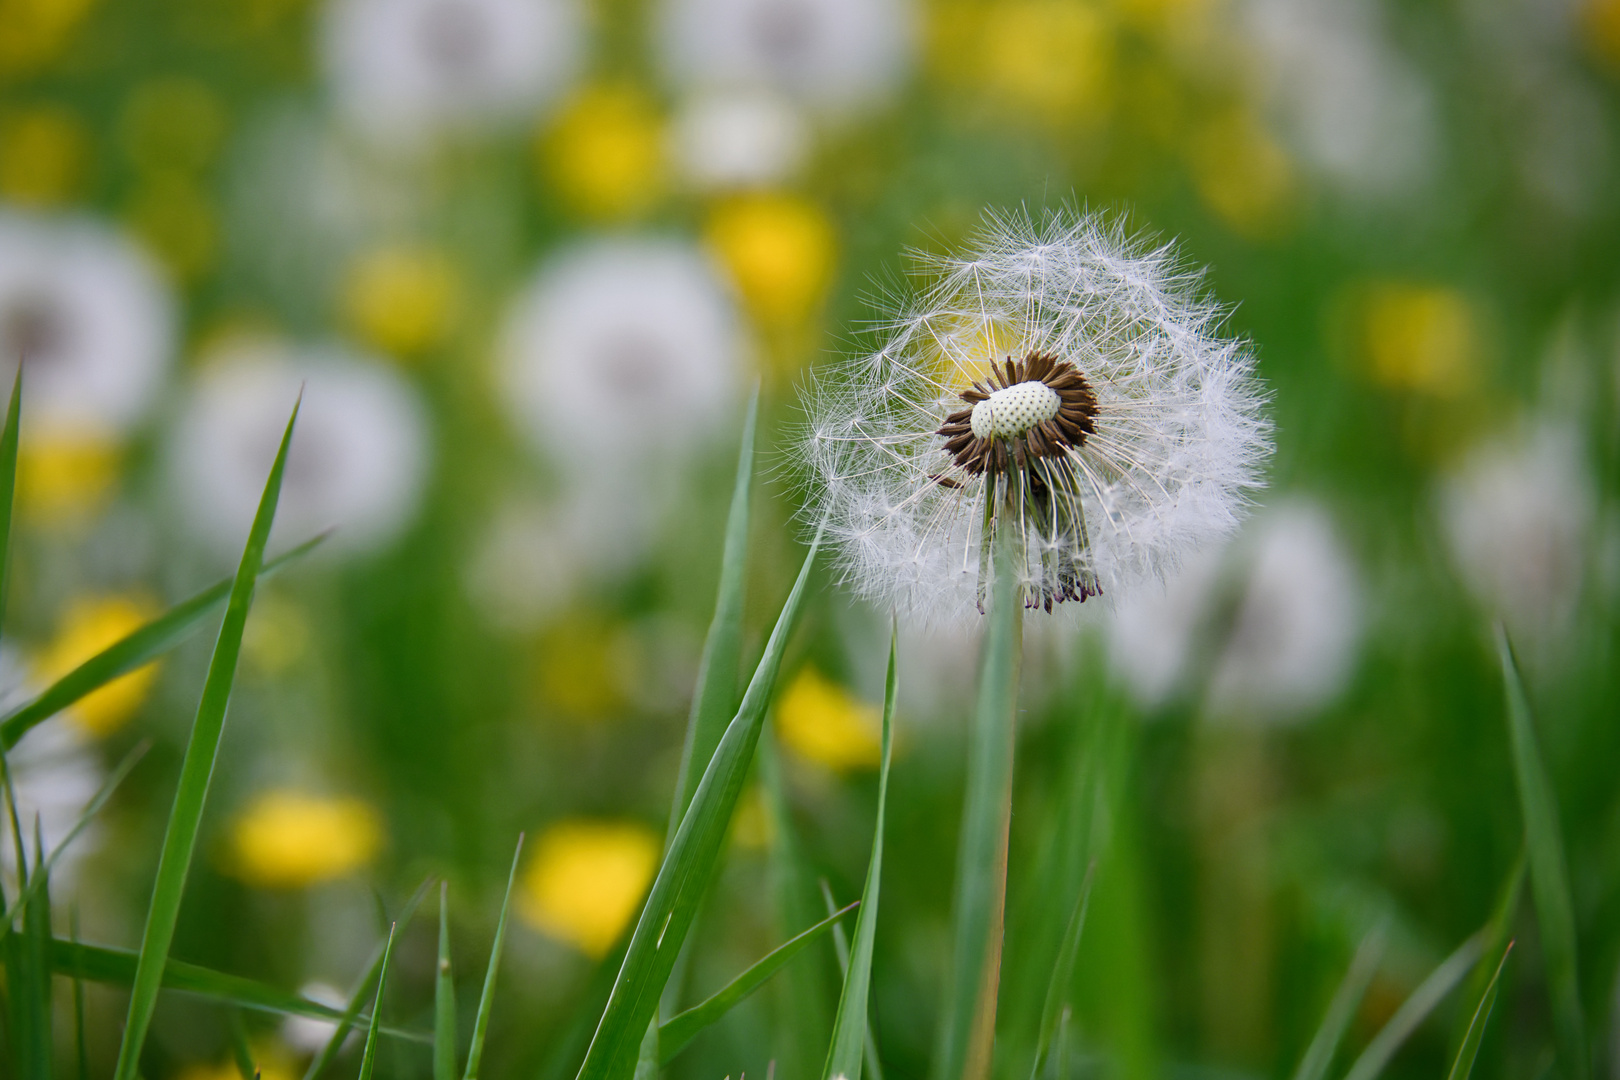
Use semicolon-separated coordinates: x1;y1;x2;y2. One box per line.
1340;933;1483;1080
1028;863;1095;1080
822;625;896;1080
0;532;328;750
1450;853;1522;1058
465;834;523;1080
659;902;858;1065
113;401;299;1080
0;366;21;641
358;923;399;1080
934;539;1023;1080
1497;625;1587;1080
576;528;822;1080
1290;924;1387;1080
227;1008;256;1080
1447;941;1513;1080
21;817;54;1080
436;882;457;1080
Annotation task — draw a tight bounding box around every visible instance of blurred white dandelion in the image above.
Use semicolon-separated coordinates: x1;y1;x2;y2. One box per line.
168;341;430;562
0;213;175;439
322;0;584;147
798;209;1271;623
670;89;811;189
655;0;913;114
1108;545;1224;708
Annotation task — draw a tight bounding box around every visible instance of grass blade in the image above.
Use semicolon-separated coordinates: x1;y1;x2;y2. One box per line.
21;817;53;1080
1028;863;1096;1080
1496;625;1587;1080
1448;941;1513;1080
670;387;757;830
70;908;88;1080
934;537;1023;1080
822;625;896;1080
227;1007;257;1080
465;834;524;1080
659;901;859;1065
1341;933;1483;1080
358;923;399;1080
1290;924;1387;1080
112;400;299;1080
576;528;822;1080
0;532;328;751
436;882;457;1080
0;365;21;641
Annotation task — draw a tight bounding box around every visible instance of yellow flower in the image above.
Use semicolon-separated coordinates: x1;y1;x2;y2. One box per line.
705;193;837;330
125;173;220;281
1584;0;1620;69
518;820;659;957
175;1044;297;1080
1187;110;1297;239
539;85;667;221
1360;283;1479;397
342;245;460;358
774;666;882;771
0;0;99;77
17;432;120;525
229;791;383;889
932;1;1115;125
34;595;160;737
0;104;89;207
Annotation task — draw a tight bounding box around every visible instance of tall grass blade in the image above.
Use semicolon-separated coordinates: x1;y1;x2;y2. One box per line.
358;923;399;1080
436;882;457;1080
70;908;88;1080
934;537;1023;1080
112;401;299;1080
1290;923;1386;1080
659;902;858;1065
1028;863;1096;1080
1341;933;1483;1080
1448;942;1513;1080
0;532;327;751
576;528;822;1080
20;817;53;1080
1496;625;1587;1080
0;366;21;639
670;387;757;829
227;1007;257;1080
822;626;896;1080
1451;853;1523;1058
465;834;524;1080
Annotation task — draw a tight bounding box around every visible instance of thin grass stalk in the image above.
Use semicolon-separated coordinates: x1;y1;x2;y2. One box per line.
436;882;457;1080
465;835;524;1080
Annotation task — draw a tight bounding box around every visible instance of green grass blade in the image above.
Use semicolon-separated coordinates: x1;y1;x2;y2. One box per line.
1451;853;1523;1058
21;817;53;1080
934;537;1023;1080
1290;924;1387;1080
820;881;885;1080
436;882;457;1080
670;387;757;832
358;923;399;1080
1496;625;1587;1080
1341;933;1483;1080
464;834;524;1080
0;532;328;751
227;1007;257;1080
659;902;859;1065
0;365;21;641
822;625;897;1080
1028;863;1096;1080
576;528;822;1080
112;401;300;1080
70;908;88;1080
1448;942;1514;1080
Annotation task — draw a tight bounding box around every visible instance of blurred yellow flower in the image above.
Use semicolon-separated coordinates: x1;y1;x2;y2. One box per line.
1187;110;1297;239
229;791;383;889
932;1;1115;124
119;78;227;176
0;104;89;207
176;1045;297;1080
775;666;882;771
0;0;98;76
729;785;773;851
540;85;667;221
17;433;120;524
35;595;160;737
1360;283;1479;396
343;245;460;358
534;615;625;720
125;173;219;281
705;193;836;330
1584;0;1620;69
518;820;659;957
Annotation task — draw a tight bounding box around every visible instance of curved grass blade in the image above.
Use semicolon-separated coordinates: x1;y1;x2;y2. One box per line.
113;401;300;1080
1451;853;1523;1058
1448;941;1513;1080
1028;863;1096;1080
934;539;1023;1080
1290;923;1387;1080
576;528;822;1080
1341;933;1483;1080
1496;625;1587;1080
465;834;524;1080
0;532;328;751
670;386;757;831
659;902;859;1065
358;923;399;1080
0;365;21;640
822;625;896;1080
436;882;457;1080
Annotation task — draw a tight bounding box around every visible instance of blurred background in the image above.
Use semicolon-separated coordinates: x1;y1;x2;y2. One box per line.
1;0;1618;1076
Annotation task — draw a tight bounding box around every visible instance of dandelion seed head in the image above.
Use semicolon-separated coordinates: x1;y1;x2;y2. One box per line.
795;208;1271;623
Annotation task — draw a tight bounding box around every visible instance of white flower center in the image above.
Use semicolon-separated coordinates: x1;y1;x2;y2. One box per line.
970;380;1061;440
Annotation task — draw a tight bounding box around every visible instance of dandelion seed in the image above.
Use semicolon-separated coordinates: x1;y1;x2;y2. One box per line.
797;208;1271;622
